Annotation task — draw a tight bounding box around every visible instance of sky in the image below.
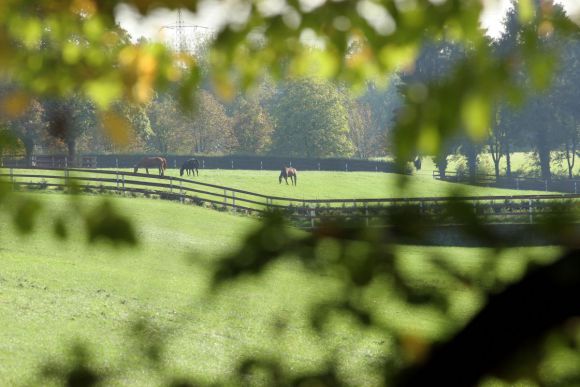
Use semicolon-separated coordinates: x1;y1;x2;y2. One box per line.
115;0;580;43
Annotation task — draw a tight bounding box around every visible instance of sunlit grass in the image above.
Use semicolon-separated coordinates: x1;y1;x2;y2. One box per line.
0;192;562;385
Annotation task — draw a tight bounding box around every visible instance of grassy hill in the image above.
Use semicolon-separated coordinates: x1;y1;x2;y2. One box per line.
0;192;562;385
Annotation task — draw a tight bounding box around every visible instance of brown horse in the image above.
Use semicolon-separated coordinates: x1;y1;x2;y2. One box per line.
279;166;297;186
134;157;167;176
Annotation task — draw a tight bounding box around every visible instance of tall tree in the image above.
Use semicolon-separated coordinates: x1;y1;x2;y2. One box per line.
231;96;273;154
4;99;46;165
43;96;96;166
269;79;354;158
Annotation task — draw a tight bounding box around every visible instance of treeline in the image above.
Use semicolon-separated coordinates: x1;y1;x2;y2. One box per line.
403;0;580;181
0;76;402;166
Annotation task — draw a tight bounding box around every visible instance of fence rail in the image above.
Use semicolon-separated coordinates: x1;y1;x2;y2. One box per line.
1;167;579;228
432;170;580;194
0;154;398;173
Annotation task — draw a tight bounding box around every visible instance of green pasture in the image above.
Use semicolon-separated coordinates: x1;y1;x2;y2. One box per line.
0;192;567;385
3;168;555;205
410;151;580;178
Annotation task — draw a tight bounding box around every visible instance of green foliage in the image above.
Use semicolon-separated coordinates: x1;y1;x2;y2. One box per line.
2;0;580;386
231;96;273;154
269;79;355;157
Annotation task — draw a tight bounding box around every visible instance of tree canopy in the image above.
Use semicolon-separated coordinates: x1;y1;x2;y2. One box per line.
1;1;580;386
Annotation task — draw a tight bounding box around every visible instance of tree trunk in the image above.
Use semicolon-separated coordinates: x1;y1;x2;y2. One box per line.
67;138;76;167
434;154;448;179
537;145;551;182
489;140;501;180
23;138;34;167
565;139;576;179
505;143;512;177
466;147;477;183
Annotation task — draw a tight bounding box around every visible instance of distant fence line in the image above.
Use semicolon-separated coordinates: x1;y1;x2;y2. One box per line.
0;154;399;173
1;167;579;229
433;170;580;194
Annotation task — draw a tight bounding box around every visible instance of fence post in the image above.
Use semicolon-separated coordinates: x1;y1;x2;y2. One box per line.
224;189;227;208
116;170;119;191
65;156;68;169
180;180;183;204
231;160;234;169
318;162;320;171
122;174;125;194
174;159;177;169
376;165;378;172
115;158;119;170
202;160;205;169
260;161;263;170
365;203;369;226
232;191;236;211
310;207;315;229
575;181;577;194
170;177;173;193
529;199;533;224
545;180;548;192
345;163;348;172
516;178;519;190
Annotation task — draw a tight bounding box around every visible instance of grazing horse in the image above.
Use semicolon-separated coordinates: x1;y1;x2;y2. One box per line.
134;156;167;176
413;155;422;170
180;158;199;177
279;166;297;186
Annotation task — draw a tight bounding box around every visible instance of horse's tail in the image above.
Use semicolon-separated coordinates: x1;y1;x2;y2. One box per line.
294;170;297;185
162;158;167;170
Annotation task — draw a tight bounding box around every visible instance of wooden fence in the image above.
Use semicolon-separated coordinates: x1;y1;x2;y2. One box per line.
1;167;579;229
433;170;580;194
1;154;398;172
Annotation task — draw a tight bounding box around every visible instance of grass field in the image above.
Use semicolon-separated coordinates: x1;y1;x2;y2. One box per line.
4;168;555;202
0;192;564;385
410;151;580;179
156;169;554;199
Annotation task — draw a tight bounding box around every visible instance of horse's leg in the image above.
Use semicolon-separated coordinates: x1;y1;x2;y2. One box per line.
285;177;289;185
146;168;149;174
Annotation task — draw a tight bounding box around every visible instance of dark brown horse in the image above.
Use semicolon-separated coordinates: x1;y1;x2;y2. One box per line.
279;166;297;186
180;158;199;177
134;157;167;176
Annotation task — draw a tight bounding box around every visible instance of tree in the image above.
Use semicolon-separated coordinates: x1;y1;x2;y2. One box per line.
269;79;354;157
357;76;402;157
43;96;97;166
187;90;235;154
231;96;273;154
4;99;46;165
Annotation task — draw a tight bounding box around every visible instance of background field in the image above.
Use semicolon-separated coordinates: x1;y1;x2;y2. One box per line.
104;169;554;198
405;152;580;179
156;169;559;198
0;192;564;385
